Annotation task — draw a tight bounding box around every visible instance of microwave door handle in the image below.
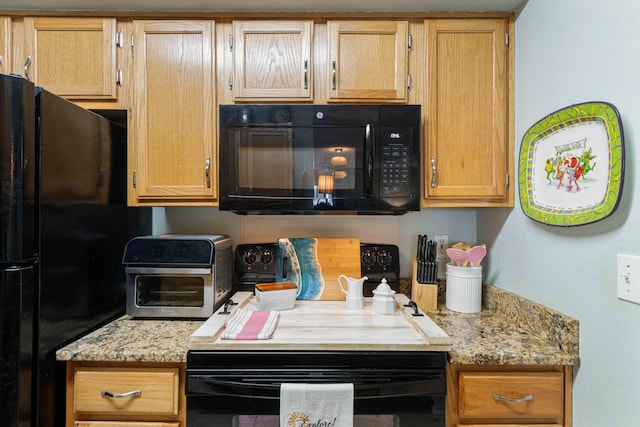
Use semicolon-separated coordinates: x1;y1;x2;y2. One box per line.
365;123;373;195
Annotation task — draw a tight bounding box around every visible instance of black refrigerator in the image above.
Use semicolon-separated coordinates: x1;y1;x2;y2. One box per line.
0;73;150;427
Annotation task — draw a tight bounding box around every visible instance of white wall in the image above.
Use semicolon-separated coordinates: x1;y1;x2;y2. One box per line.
478;1;640;425
154;207;476;278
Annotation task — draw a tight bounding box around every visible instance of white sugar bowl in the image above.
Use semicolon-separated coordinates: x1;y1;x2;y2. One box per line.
372;278;397;315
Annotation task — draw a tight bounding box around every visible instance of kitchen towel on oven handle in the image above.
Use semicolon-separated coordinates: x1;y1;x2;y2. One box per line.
220;308;280;340
280;383;354;427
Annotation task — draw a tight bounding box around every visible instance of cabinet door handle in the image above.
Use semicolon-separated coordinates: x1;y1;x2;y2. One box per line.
116;69;123;86
116;31;124;48
430;156;437;188
303;58;309;90
24;56;32;81
331;59;337;90
101;389;141;399
205;156;211;188
493;393;533;403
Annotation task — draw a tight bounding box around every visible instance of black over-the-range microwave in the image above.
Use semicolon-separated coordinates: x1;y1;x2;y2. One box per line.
218;104;421;215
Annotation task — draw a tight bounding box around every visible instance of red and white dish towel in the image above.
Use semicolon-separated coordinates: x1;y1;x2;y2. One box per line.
221;308;280;340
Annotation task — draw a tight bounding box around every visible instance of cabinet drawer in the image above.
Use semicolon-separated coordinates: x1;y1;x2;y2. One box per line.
459;372;564;421
76;423;179;427
73;367;179;416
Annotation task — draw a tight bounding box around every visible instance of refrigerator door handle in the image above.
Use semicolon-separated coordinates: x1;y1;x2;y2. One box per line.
0;257;38;269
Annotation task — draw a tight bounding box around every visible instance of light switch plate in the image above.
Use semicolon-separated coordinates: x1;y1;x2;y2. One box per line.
617;254;640;305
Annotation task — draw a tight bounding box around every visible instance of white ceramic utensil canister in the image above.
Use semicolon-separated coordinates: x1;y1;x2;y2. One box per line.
338;275;367;310
372;278;396;315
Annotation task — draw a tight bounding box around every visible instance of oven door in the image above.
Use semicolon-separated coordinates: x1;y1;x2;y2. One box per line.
186;351;446;427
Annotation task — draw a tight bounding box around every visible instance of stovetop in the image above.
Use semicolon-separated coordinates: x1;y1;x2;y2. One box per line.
189;291;452;351
234;242;400;296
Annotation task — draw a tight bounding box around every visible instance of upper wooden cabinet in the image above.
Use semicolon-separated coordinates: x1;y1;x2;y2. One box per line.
22;17;118;101
327;20;409;103
0;17;10;75
130;20;217;206
424;19;511;206
232;20;313;101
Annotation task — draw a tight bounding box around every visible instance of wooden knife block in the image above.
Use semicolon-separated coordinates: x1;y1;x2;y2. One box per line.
411;260;438;312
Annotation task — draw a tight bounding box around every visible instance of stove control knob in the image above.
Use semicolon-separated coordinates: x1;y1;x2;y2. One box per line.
260;250;273;265
242;250;257;265
377;249;392;266
361;249;375;266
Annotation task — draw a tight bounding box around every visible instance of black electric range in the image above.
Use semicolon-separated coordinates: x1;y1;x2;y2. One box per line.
233;242;400;297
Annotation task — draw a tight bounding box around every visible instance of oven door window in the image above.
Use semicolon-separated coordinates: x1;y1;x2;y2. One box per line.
227;126;366;200
135;276;204;307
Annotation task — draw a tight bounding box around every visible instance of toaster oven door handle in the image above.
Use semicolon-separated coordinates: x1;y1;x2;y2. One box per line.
125;267;213;275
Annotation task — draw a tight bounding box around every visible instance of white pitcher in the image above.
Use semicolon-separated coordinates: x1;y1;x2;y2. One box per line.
338;275;368;310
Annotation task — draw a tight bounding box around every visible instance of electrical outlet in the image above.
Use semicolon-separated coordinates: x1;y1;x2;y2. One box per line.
434;235;448;259
618;254;640;305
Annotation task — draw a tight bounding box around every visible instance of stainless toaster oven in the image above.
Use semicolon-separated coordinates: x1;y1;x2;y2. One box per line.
122;234;232;318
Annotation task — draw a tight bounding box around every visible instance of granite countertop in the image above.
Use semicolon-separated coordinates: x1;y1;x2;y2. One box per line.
56;317;203;363
430;282;580;365
56;284;580;366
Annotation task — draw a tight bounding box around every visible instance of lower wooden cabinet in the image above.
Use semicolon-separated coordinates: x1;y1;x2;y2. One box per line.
447;364;572;427
66;362;185;427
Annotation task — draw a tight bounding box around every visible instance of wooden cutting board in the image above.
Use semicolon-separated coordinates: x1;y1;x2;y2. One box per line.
276;237;361;300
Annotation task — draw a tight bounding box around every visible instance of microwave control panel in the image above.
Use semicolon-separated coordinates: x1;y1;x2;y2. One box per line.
380;126;412;197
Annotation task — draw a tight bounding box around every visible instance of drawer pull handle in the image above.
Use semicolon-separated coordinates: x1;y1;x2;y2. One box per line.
101;389;141;399
493;393;533;403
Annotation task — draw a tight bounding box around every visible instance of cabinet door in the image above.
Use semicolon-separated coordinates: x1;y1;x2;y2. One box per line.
327;20;408;102
425;19;508;202
23;17;117;100
0;17;9;75
132;20;216;203
233;20;312;100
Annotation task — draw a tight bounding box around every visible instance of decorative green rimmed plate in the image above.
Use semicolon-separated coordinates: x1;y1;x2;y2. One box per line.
519;102;625;226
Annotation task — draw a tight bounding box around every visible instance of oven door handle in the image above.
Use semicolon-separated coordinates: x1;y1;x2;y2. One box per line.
187;374;445;399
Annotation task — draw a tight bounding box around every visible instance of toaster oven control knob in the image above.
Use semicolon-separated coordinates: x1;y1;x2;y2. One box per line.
260;250;273;265
242;250;257;265
361;249;375;266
